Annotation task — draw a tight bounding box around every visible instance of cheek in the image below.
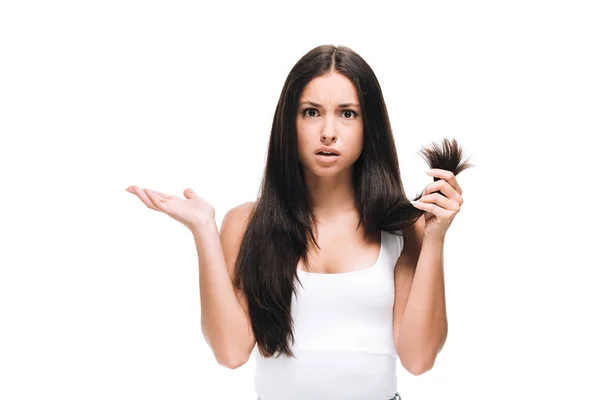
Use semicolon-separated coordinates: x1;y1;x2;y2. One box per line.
357;130;364;147
296;122;313;150
295;126;311;163
350;129;364;155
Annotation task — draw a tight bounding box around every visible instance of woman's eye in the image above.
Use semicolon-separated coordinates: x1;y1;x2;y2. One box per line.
342;110;357;118
303;108;318;117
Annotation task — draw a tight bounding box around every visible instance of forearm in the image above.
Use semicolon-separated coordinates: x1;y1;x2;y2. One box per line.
193;220;251;366
397;236;448;372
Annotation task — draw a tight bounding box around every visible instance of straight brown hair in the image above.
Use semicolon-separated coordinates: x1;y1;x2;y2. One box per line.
232;44;473;358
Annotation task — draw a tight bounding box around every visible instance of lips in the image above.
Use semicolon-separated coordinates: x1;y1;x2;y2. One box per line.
315;147;340;156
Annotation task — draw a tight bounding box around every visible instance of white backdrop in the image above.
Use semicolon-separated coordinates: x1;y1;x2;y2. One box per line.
1;1;598;399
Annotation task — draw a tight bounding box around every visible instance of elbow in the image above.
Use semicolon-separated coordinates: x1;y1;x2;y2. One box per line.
205;339;251;370
404;359;434;376
202;327;249;369
205;335;249;369
398;329;446;376
216;351;250;370
399;351;435;376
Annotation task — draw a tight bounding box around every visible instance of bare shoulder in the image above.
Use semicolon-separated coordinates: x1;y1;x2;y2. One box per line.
220;201;256;235
220;201;256;281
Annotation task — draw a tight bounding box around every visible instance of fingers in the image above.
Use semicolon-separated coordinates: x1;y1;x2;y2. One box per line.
147;189;172;199
422;179;463;205
423;170;463;206
127;185;162;211
421;169;463;212
145;189;167;211
411;199;450;218
126;186;170;199
126;186;171;198
419;192;461;212
426;169;463;195
183;188;197;199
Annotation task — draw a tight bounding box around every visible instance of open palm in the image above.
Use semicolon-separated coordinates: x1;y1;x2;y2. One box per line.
126;185;215;231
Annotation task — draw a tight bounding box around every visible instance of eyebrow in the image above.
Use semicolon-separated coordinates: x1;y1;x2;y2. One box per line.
299;100;360;108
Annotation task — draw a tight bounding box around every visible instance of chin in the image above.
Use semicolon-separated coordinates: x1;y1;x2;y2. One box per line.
304;163;352;178
309;169;340;177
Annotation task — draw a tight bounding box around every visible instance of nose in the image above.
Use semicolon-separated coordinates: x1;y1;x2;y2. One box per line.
320;116;337;143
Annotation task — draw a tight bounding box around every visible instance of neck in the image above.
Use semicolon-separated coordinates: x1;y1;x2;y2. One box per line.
304;167;356;220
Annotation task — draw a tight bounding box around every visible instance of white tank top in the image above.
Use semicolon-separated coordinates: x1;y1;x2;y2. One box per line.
252;229;405;400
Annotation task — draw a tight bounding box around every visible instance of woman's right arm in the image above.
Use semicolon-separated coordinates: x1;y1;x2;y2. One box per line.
193;201;256;369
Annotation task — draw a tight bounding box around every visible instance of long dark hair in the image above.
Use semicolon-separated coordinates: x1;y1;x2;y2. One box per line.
232;44;473;359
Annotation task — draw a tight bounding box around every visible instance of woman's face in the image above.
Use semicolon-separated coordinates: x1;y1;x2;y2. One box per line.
296;71;363;177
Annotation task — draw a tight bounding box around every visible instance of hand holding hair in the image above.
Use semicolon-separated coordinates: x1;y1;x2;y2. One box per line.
410;137;474;241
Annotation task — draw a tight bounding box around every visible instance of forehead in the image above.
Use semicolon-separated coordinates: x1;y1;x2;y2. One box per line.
299;72;359;104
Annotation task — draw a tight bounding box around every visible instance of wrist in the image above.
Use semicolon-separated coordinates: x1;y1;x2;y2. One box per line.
190;218;218;236
423;234;445;245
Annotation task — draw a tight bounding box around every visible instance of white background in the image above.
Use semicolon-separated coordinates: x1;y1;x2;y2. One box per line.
1;1;599;399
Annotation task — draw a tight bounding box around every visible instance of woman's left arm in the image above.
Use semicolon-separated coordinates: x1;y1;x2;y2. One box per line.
394;168;463;375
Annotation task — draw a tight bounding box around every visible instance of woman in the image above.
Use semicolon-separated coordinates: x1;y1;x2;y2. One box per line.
126;44;472;399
